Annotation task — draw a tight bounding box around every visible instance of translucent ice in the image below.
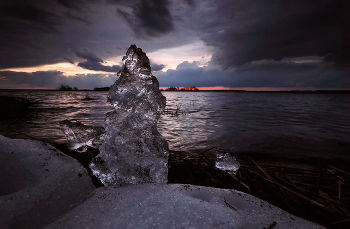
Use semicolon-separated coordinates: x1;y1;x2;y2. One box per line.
89;45;169;186
215;152;240;175
59;120;104;153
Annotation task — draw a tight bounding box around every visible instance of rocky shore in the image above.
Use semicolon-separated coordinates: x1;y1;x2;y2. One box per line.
0;135;326;229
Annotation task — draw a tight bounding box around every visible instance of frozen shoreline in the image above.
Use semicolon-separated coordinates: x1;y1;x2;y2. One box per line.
0;135;325;229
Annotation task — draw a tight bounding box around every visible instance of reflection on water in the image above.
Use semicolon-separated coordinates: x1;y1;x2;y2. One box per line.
160;92;350;155
1;90;350;160
0;91;112;144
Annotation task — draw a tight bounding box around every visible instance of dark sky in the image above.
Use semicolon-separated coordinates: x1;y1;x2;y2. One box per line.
0;0;349;89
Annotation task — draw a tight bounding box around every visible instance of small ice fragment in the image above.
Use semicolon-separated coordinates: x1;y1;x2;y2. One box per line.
215;152;240;175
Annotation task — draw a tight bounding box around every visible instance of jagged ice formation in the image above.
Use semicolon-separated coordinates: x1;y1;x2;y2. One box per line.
89;45;169;186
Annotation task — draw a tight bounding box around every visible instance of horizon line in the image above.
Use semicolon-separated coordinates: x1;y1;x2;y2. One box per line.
1;86;350;92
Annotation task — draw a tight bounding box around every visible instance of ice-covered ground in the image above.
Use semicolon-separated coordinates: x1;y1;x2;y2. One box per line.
0;135;325;229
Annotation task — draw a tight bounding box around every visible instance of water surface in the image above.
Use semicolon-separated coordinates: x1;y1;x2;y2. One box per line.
1;90;349;162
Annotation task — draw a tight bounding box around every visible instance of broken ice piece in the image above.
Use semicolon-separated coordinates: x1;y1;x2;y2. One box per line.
59;120;104;153
215;152;240;175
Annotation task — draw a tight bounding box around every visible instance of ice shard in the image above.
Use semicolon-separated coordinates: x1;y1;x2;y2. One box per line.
89;44;169;186
59;120;104;153
215;152;240;175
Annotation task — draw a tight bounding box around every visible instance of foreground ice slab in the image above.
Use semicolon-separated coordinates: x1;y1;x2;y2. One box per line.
90;45;169;186
0;135;94;229
45;183;325;229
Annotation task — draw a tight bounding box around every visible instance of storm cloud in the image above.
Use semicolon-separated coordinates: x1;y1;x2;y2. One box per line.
0;0;349;90
0;0;181;70
76;48;122;72
0;70;118;89
0;1;61;33
196;0;350;68
157;60;349;89
116;0;174;38
56;0;97;10
151;63;166;72
0;0;91;69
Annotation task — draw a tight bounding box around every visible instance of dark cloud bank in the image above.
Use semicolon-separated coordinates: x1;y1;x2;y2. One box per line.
75;48;122;72
198;0;350;69
0;71;118;89
0;0;349;89
115;0;174;38
159;0;350;89
157;60;349;89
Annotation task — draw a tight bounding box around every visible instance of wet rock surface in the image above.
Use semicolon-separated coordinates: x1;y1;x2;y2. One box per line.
90;45;169;186
0;136;326;229
0;135;94;229
44;184;325;229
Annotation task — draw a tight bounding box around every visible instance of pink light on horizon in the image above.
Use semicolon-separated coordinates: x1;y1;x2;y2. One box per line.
159;86;235;90
159;86;266;91
197;86;235;90
159;86;333;91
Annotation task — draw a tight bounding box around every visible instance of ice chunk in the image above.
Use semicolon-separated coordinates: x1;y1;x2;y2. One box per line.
215;152;240;175
89;45;169;186
59;120;104;153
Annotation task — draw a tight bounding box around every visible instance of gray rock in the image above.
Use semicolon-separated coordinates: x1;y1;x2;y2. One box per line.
90;44;169;186
44;184;326;229
0;135;94;229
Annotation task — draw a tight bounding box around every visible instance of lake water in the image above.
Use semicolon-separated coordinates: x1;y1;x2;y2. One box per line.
1;90;350;163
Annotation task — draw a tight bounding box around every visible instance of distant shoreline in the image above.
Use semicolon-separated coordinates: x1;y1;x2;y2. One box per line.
1;89;349;94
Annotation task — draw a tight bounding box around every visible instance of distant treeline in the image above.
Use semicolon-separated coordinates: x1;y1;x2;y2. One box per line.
58;85;78;91
54;85;349;94
56;85;110;91
94;87;110;91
